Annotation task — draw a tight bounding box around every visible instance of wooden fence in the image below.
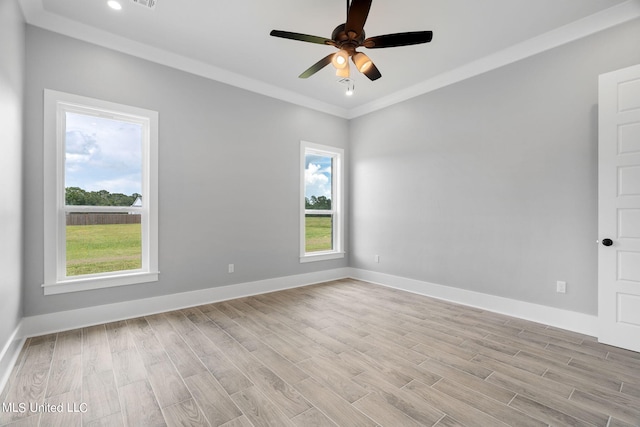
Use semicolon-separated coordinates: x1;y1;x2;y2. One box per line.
66;213;141;226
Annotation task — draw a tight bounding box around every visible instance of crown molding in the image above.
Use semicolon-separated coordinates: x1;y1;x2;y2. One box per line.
19;0;640;120
18;0;348;118
347;0;640;119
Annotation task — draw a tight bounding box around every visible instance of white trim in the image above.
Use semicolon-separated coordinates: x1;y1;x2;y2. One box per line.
42;271;160;296
300;141;345;261
0;323;26;395
19;0;640;119
18;0;347;119
349;268;598;337
20;267;599;339
299;251;345;263
20;268;351;338
4;267;597;392
43;89;159;294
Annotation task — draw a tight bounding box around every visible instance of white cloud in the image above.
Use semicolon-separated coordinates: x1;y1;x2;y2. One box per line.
64;113;142;195
305;163;331;199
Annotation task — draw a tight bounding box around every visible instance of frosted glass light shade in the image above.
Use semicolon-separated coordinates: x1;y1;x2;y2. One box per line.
332;51;349;69
353;52;373;72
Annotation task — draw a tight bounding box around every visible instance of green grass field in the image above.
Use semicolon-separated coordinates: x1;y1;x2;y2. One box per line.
305;215;333;252
66;216;332;276
66;223;142;276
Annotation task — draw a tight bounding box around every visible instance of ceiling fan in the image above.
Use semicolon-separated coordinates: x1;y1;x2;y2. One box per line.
270;0;433;81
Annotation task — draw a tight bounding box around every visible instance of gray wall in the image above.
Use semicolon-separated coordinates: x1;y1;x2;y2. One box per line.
23;27;349;317
349;19;640;315
19;17;640;319
0;0;25;366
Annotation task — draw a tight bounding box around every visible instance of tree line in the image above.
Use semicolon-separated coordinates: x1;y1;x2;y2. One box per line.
67;187;324;208
305;195;331;210
65;187;140;206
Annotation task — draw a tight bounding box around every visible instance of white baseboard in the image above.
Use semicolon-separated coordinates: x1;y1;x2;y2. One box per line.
6;266;599;397
349;268;598;337
6;266;598;394
0;323;26;395
20;268;351;338
18;266;597;341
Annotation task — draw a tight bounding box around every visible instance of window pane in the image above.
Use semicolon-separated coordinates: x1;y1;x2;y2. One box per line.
65;112;142;205
305;214;333;252
304;154;332;210
66;217;142;276
64;112;143;276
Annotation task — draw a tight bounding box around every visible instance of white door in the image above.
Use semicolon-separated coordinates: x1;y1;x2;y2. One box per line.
598;64;640;352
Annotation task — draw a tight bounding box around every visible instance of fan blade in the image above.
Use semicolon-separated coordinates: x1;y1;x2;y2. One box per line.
345;0;372;36
270;30;334;46
363;31;433;48
299;53;335;79
361;60;381;81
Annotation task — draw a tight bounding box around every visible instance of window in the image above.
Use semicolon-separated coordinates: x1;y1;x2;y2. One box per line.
43;90;158;295
300;141;344;262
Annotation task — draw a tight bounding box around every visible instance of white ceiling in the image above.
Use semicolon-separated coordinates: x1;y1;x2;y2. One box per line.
19;0;640;117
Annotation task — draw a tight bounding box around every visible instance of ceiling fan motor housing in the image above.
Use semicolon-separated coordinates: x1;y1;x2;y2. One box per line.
332;24;365;54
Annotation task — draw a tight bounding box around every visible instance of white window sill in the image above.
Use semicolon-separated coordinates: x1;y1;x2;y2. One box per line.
42;271;159;295
299;251;345;263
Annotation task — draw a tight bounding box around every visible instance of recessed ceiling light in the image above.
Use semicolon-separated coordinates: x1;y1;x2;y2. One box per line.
107;1;122;10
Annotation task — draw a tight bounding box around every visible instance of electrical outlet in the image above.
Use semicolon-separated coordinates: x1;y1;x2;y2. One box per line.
228;264;234;273
556;281;566;294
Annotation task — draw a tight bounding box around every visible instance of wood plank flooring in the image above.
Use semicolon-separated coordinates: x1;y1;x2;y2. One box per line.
2;279;640;426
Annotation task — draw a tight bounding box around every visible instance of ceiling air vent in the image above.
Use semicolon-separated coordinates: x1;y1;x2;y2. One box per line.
130;0;156;10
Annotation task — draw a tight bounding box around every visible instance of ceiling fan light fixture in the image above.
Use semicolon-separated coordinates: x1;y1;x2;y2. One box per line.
331;50;349;70
352;52;372;73
270;0;433;82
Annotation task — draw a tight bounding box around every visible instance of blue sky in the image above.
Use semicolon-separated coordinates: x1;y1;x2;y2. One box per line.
305;154;333;199
65;112;142;196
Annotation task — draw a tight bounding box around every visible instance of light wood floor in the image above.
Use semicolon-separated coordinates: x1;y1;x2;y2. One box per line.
1;279;640;427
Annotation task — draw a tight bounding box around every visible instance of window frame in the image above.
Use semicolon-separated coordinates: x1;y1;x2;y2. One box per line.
300;141;345;263
43;89;159;295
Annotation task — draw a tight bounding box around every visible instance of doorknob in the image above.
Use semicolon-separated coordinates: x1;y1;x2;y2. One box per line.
602;238;613;246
